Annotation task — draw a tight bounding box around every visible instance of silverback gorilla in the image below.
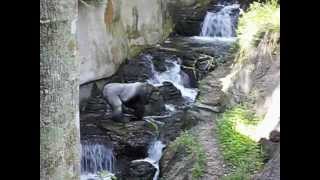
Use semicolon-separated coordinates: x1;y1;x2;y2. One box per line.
102;82;155;122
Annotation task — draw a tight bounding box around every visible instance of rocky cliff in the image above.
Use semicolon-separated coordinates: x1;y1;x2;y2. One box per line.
77;0;172;85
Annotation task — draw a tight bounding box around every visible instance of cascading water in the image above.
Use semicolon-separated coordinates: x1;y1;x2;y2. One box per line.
80;143;115;180
200;3;240;37
144;55;198;102
132;140;166;180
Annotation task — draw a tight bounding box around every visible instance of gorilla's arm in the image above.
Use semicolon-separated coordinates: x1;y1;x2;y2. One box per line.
103;83;125;121
107;95;123;121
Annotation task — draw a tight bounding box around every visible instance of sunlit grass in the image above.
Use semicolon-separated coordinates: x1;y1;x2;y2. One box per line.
236;0;280;62
216;106;265;179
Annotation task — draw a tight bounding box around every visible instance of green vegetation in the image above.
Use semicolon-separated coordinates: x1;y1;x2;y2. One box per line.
170;131;207;179
216;106;265;179
97;170;117;180
236;0;280;62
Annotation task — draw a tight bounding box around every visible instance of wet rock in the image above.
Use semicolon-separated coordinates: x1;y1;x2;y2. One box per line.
144;87;166;116
168;0;214;36
117;58;153;83
159;108;199;144
159;81;182;101
83;97;108;113
159;140;196;180
125;161;156;180
97;120;158;157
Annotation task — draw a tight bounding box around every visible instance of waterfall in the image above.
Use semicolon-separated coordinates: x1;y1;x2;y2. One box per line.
80;143;115;180
200;4;240;37
144;55;198;102
132;140;166;180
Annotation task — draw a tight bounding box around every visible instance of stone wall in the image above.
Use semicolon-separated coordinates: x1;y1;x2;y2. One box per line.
77;0;172;85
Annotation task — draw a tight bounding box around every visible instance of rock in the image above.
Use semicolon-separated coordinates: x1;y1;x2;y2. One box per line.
144;88;166;116
269;130;280;143
167;0;215;36
78;0;172;84
159;81;182;101
159;141;195;180
125;160;156;180
159;108;199;144
118;58;153;83
194;102;223;113
253;144;280;180
198;77;227;108
98;120;158;157
259;130;280;161
259;138;278;162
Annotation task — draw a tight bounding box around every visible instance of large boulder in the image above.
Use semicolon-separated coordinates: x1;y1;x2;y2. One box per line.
125;160;157;180
98;120;158;157
117;58;153;83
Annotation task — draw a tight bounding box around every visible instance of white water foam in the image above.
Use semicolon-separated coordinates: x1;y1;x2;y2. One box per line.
132;140;166;180
146;56;198;102
165;104;176;112
200;4;240;37
192;36;237;43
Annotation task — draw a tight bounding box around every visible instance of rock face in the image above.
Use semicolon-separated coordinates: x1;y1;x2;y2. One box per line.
125;161;157;180
80;114;159;162
77;0;172;84
254;131;280;180
167;0;215;36
221;31;280;140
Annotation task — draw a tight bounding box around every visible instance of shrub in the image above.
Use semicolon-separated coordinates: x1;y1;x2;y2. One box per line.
236;0;280;62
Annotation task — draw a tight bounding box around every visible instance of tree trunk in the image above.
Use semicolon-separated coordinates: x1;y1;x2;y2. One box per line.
40;0;80;179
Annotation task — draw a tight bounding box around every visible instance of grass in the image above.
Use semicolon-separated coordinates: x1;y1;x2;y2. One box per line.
236;0;280;62
97;170;117;180
170;131;207;179
216;106;265;179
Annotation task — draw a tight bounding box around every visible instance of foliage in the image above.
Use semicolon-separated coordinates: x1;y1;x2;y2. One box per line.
97;170;117;180
235;0;280;62
170;131;207;179
216;106;265;178
221;169;251;180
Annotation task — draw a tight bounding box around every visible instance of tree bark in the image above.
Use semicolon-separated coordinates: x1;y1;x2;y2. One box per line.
40;0;80;179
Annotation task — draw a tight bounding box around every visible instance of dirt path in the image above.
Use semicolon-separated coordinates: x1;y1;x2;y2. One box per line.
194;60;234;180
197;118;226;180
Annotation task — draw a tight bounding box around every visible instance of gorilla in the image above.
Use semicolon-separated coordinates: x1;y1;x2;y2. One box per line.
102;82;155;122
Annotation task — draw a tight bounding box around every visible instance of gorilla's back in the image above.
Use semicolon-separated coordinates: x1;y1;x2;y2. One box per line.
103;82;144;102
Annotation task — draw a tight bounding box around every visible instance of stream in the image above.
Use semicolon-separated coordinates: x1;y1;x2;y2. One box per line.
80;1;240;180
